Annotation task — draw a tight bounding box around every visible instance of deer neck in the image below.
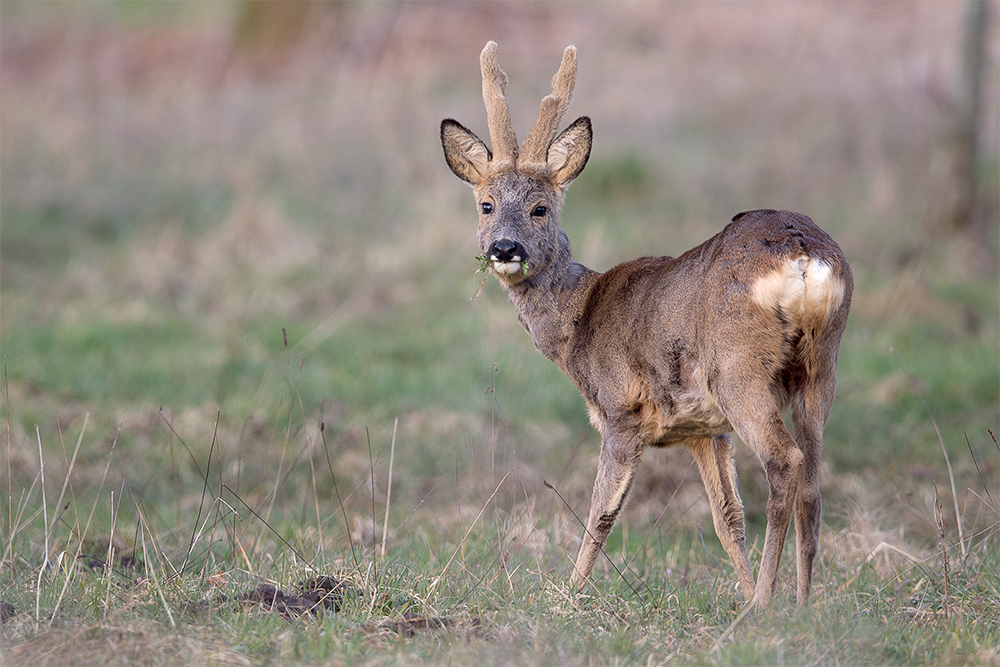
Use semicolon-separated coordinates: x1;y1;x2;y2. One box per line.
504;230;598;370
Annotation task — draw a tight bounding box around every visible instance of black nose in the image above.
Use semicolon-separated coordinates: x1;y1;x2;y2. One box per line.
488;240;527;263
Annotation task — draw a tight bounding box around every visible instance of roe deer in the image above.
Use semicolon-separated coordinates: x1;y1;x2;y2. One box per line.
440;42;852;609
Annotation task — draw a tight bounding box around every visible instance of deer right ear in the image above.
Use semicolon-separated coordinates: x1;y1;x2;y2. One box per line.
441;119;492;185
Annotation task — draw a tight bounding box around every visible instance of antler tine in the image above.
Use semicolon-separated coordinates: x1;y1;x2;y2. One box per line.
480;41;518;169
520;45;578;166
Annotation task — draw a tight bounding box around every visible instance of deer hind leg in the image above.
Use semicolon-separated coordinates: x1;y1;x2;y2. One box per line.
791;399;821;606
720;381;804;609
689;435;756;601
791;364;838;604
571;430;643;587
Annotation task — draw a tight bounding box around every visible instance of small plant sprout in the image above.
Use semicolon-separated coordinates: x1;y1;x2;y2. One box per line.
471;255;531;300
472;255;491;300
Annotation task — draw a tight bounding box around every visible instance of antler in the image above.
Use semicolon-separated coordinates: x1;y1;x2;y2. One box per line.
520;45;578;167
480;41;518;170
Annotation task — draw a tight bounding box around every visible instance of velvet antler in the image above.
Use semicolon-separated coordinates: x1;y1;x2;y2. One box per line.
480;41;518;171
519;45;578;169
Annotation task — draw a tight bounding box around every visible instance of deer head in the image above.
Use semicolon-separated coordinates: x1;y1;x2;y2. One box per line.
441;42;592;287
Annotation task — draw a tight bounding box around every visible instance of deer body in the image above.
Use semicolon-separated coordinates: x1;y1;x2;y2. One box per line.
442;42;852;609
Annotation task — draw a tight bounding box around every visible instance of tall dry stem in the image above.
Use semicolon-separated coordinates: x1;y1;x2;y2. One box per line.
892;347;966;557
933;481;951;619
35;425;49;569
3;357;12;585
430;468;512;594
49;413;88;545
380;416;398;558
137;507;176;627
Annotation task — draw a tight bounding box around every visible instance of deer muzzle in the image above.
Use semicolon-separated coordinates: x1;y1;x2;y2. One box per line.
487;239;528;276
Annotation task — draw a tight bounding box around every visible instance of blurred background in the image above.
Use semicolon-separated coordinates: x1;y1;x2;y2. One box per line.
1;1;998;562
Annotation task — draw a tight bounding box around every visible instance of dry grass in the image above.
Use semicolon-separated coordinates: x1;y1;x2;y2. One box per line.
2;1;999;665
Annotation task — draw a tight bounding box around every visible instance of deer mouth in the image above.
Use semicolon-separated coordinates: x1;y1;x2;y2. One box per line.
491;259;528;277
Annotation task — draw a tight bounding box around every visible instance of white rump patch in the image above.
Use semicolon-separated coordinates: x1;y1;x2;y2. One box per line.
751;257;845;326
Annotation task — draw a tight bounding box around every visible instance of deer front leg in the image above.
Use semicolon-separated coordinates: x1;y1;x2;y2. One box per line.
570;430;643;587
688;435;756;601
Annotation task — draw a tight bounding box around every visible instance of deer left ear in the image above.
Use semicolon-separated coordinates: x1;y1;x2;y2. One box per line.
547;116;592;188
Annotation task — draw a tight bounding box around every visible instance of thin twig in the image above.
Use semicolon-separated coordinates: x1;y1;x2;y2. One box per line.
34;425;50;627
321;423;359;568
933;481;951;619
49;533;79;628
285;333;325;552
102;490;120;621
309;426;324;551
36;425;49;569
712;602;756;654
7;485;32;569
430;468;512;593
891;347;965;558
45;415;91;628
4;356;13;588
381;417;398;558
1;356;8;453
266;400;295;524
543;479;645;601
471;271;489;301
158;408;207;484
386;470;444;542
48;413;88;545
180;412;220;577
136;505;175;628
80;423;121;568
366;426;378;584
966;433;998;518
220;483;314;570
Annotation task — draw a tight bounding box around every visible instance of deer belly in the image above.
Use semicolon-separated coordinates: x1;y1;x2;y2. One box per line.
645;395;732;446
613;378;732;446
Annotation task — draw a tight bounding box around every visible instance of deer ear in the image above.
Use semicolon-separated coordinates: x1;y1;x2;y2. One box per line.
547;116;592;188
441;119;492;185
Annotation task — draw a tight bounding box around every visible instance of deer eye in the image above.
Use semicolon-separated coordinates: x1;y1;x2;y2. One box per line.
481;202;493;215
531;205;547;217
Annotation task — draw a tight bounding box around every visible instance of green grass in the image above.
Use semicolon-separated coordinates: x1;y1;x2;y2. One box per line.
2;2;999;664
3;490;998;665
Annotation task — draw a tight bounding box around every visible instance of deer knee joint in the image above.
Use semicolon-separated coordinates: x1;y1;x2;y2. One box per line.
596;512;618;535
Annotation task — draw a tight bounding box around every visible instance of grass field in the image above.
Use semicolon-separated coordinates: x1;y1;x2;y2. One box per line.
2;2;999;665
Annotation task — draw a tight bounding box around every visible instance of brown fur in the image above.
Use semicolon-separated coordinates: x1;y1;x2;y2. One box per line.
441;42;853;609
